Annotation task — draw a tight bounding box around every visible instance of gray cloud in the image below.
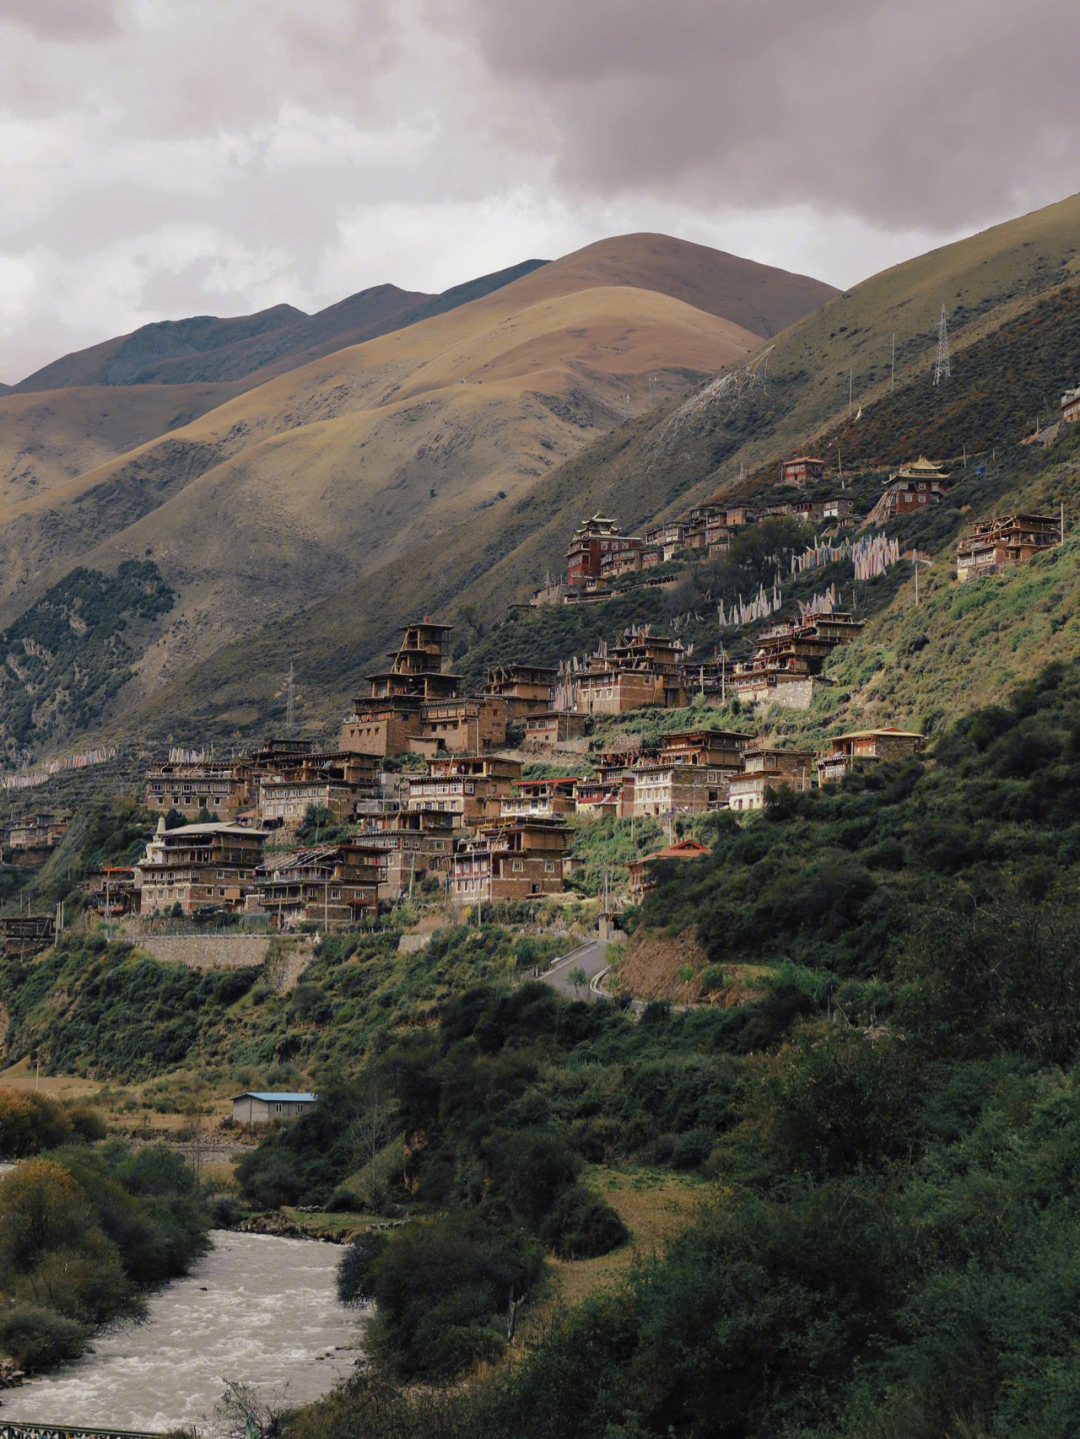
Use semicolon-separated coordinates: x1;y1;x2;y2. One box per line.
437;0;1080;229
0;0;117;40
0;0;1078;382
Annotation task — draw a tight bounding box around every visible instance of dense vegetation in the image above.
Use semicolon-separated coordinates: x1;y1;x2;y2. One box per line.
11;638;1080;1431
0;923;570;1080
233;657;1080;1438
635;654;1080;977
0;1140;209;1372
0;561;174;765
1;932;262;1078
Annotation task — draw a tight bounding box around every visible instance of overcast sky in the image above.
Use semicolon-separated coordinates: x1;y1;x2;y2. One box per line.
1;0;1078;383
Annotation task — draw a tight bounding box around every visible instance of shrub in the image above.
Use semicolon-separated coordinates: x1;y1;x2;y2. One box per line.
337;1230;389;1307
485;1126;580;1229
326;1188;361;1213
0;1090;73;1157
355;1216;544;1378
0;1304;87;1369
542;1186;629;1260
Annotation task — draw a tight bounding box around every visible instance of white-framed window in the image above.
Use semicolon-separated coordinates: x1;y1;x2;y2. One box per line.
544;860;555;873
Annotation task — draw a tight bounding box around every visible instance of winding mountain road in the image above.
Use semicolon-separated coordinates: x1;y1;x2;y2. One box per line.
542;938;610;1001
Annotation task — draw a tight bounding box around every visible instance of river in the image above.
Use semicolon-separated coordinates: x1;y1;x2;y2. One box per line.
0;1231;364;1433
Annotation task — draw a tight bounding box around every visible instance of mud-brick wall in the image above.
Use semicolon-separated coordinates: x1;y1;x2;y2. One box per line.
137;936;274;970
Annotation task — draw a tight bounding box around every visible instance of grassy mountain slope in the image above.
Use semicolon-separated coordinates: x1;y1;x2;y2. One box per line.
12;301;310;391
9;261;554;393
0;283;757;646
127;243;1080;748
0;233;838;762
0;562;175;767
0;381;248;508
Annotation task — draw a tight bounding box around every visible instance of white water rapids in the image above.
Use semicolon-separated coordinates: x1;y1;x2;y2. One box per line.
0;1231;364;1433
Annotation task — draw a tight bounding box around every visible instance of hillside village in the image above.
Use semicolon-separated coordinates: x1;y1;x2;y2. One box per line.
8;204;1080;1439
3;375;1071;944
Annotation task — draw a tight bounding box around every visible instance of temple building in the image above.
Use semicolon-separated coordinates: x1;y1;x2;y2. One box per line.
574;628;688;714
248;843;385;928
354;809;455;899
484;664;556;720
567;514;642;584
341;617;506;755
406;754;521;824
733;613;864;704
778;456;825;489
145;762;251;820
255;749;379;827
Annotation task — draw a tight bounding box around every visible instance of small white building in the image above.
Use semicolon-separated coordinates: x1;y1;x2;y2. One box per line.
231;1091;318;1124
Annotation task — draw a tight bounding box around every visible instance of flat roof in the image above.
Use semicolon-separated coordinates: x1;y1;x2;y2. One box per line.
513;777;581;787
660;728;750;742
159;823;268;836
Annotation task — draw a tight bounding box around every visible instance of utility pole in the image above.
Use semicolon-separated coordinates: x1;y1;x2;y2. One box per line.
286;662;295;737
848;369;853;419
891;332;895;392
912;550;931;606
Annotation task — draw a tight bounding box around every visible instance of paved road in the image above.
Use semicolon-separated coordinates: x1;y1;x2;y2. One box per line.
541;938;609;1001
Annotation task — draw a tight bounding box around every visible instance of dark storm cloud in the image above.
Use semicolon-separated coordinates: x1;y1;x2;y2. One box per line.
435;0;1080;229
0;0;117;41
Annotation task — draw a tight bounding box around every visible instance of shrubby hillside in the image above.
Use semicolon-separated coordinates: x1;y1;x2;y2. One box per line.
0;1123;210;1373
268;661;1080;1437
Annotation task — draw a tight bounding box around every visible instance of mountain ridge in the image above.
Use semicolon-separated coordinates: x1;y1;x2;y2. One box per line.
10;260;552;393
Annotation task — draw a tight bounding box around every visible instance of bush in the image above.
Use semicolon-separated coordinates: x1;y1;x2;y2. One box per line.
209;1195;243;1227
0;1304;87;1369
0;1090;73;1157
337;1230;389;1307
343;1216;544;1377
326;1188;360;1213
485;1127;580;1229
542;1186;629;1260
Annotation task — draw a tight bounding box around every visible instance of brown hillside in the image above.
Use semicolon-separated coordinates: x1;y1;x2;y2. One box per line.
0;381;245;507
497;233;838;338
0;231;838;753
113;193;1080;751
0;283;760;651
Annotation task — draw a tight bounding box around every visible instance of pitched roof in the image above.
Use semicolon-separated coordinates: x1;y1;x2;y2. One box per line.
633;839;711;865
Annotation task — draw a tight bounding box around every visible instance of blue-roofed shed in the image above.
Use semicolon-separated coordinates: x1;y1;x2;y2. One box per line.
231;1091;318;1124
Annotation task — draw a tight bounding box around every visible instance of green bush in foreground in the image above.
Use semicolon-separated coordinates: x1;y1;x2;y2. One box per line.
339;1217;544;1379
0;1305;87;1371
0;1143;210;1371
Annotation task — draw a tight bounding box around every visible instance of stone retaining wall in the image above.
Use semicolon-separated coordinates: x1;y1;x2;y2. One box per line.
136;936;275;970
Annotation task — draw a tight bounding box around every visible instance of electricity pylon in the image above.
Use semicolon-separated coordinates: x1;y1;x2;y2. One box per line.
934;305;950;385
